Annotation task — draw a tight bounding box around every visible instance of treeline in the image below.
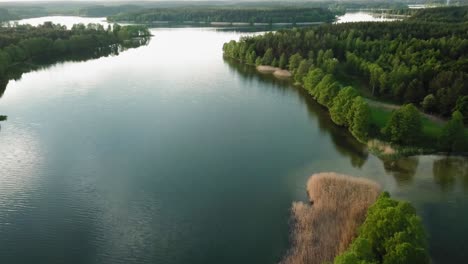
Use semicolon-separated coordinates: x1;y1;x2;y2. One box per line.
334;192;429;264
0;8;18;22
224;41;468;152
0;22;150;123
108;7;336;24
409;6;468;23
223;7;468;152
222;8;468;117
77;5;143;17
0;22;150;76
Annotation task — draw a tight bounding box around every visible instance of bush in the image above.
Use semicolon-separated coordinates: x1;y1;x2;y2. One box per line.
334;192;429;264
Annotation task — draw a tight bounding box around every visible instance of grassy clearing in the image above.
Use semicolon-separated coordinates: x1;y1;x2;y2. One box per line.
369;105;449;143
280;173;381;264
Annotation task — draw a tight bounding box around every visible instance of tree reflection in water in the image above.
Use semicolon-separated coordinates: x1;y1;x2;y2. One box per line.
383;157;419;186
0;37;150;130
433;156;468;192
224;58;369;169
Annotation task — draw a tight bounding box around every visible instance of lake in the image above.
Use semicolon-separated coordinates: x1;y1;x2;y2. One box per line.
0;16;467;264
335;11;400;23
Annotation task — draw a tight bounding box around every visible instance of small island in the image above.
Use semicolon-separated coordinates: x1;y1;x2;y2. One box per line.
281;173;428;264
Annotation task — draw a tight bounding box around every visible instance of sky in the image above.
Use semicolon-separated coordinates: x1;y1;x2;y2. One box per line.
0;0;256;3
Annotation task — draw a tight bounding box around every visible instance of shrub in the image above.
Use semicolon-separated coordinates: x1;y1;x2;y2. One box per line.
334;192;429;264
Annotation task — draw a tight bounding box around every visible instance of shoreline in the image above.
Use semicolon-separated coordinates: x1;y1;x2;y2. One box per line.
256;65;292;79
228;60;467;159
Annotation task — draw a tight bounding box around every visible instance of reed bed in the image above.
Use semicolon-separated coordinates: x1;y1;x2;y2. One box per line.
280;172;381;264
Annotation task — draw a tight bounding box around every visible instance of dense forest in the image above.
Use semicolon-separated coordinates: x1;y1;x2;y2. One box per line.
223;6;468;153
0;8;18;22
409;5;468;23
0;22;150;75
108;7;336;24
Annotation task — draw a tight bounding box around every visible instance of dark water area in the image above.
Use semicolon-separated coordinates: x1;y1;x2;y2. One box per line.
0;17;468;264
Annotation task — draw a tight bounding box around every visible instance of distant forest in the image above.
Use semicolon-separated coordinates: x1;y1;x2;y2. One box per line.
108;8;336;24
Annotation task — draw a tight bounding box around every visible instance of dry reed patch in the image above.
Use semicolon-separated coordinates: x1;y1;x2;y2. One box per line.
280;173;381;264
367;139;396;155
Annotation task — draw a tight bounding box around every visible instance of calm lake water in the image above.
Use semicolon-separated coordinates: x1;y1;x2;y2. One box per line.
0;16;467;264
335;11;400;23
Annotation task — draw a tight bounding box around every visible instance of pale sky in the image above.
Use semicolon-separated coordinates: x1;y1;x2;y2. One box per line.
0;0;261;2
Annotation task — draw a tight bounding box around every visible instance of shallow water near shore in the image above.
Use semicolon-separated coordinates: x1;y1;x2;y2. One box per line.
0;16;467;264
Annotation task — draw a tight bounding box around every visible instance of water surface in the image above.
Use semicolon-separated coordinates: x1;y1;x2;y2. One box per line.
0;16;467;264
335;11;400;23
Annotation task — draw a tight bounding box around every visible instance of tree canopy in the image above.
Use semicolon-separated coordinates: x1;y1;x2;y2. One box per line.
334;192;429;264
223;6;468;117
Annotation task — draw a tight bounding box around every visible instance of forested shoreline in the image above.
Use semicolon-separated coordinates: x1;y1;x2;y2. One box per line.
108;7;336;24
0;22;150;78
223;6;468;156
0;22;150;120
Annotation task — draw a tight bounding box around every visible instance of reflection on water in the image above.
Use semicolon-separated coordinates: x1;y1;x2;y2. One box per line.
223;58;369;169
0;37;150;102
0;79;7;98
433;157;468;192
224;57;468;264
383;157;419;186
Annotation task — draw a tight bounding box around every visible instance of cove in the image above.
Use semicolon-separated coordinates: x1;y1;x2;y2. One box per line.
0;17;467;264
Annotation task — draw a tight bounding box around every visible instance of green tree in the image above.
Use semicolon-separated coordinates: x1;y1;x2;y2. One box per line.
349;96;371;141
382;104;422;145
421;94;436;113
330;86;359;126
278;53;287;69
262;48;274;65
288;52;303;73
439;111;466;152
294;59;311;83
303;68;325;96
317;80;340;107
454;96;468;124
335;192;429;264
255;56;262;66
369;63;384;96
323;58;339;74
313;74;336;105
245;50;256;65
